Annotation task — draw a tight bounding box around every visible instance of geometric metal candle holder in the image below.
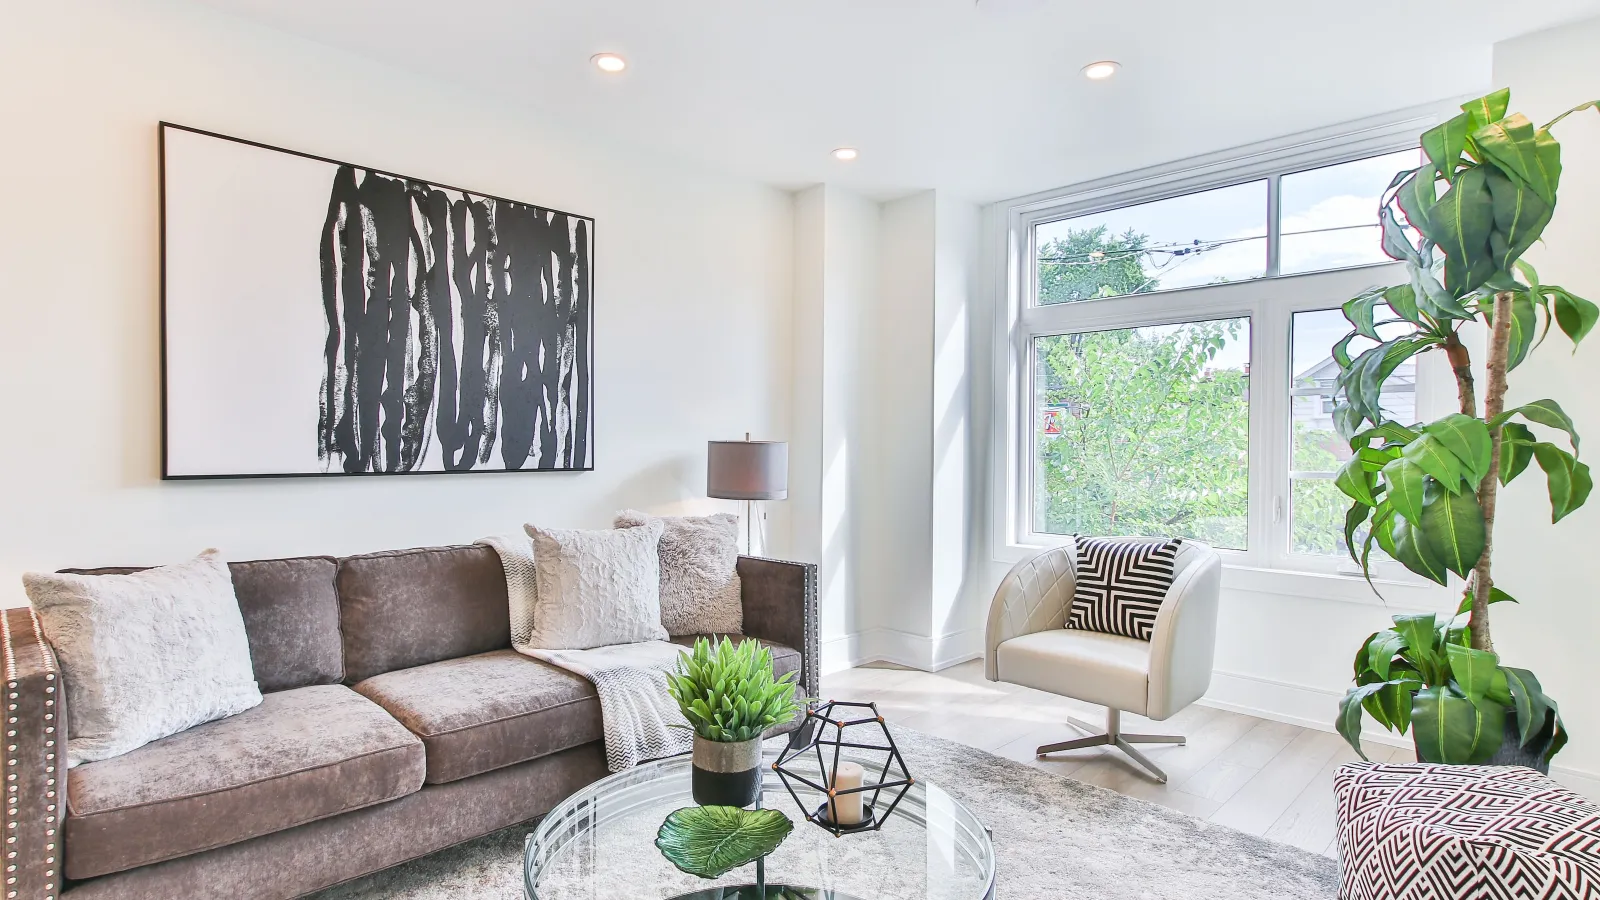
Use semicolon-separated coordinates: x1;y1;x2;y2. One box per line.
772;700;913;837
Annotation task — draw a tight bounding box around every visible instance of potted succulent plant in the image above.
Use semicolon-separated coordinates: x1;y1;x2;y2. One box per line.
667;636;802;807
1332;89;1598;769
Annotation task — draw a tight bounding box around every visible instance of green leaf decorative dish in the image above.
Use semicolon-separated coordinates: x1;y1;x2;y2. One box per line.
654;805;794;879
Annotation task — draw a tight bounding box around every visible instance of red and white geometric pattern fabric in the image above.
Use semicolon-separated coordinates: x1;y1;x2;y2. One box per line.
1334;762;1600;900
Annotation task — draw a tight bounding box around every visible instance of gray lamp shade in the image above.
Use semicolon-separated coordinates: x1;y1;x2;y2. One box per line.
707;440;788;501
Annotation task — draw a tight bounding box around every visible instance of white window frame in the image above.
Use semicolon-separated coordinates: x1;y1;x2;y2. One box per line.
989;103;1462;605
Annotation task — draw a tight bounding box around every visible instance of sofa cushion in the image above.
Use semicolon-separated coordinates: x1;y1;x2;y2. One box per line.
64;684;423;879
354;638;802;785
353;649;602;784
60;555;344;693
337;545;511;683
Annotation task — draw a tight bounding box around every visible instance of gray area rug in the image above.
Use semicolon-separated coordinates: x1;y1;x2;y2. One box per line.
309;728;1338;899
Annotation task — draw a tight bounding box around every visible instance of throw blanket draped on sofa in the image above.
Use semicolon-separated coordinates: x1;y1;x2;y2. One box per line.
479;535;693;771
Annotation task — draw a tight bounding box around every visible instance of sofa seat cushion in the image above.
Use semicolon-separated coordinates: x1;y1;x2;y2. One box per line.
352;650;603;784
65;684;423;880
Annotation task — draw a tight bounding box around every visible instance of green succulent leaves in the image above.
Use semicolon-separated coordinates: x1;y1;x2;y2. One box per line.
667;636;802;743
655;806;794;879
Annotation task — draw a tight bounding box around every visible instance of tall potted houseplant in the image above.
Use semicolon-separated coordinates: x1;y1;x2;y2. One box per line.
1333;89;1599;769
667;636;801;807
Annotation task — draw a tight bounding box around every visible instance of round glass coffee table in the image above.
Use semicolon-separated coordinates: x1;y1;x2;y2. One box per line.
525;747;995;900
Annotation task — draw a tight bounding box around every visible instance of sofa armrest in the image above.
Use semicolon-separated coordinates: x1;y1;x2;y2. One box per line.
736;556;818;701
0;607;63;899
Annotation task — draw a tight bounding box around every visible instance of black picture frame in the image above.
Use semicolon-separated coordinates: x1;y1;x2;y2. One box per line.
158;122;596;480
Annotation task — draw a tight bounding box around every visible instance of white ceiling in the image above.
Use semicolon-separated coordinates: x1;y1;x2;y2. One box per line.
192;0;1600;203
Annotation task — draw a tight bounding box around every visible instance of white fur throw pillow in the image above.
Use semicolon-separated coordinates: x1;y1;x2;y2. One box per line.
523;521;669;649
614;510;743;636
23;550;262;767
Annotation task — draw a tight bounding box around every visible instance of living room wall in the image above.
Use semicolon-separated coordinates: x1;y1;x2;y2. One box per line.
0;0;795;594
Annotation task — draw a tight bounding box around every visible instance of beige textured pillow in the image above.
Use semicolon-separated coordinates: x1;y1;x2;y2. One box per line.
522;521;668;650
23;550;262;767
614;510;743;636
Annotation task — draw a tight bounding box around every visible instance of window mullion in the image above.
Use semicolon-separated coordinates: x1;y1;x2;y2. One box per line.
1265;173;1282;278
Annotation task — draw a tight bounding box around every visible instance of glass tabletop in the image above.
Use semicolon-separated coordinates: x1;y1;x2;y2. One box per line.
524;746;995;900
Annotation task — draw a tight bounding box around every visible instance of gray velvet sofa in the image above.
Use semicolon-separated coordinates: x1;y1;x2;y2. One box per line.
0;544;818;899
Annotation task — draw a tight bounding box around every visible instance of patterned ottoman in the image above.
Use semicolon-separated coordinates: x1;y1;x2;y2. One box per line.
1334;762;1600;900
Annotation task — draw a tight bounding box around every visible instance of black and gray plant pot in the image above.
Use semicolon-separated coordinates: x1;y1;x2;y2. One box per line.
691;735;763;808
1485;715;1553;774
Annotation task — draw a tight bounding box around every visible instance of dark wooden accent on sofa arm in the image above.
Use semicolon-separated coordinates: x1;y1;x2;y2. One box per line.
1;607;63;899
736;556;819;701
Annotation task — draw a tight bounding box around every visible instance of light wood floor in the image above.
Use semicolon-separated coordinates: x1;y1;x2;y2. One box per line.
820;660;1414;859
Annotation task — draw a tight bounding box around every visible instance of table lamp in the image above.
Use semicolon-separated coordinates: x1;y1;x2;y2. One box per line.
707;434;788;554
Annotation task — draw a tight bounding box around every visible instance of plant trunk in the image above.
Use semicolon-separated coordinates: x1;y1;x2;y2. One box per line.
1471;291;1515;653
1443;330;1477;416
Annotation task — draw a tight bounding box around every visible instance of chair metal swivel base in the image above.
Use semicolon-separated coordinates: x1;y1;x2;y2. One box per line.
1036;709;1185;783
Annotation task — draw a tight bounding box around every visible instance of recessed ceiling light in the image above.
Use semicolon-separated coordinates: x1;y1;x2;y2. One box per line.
833;148;859;161
591;53;627;73
1081;60;1120;80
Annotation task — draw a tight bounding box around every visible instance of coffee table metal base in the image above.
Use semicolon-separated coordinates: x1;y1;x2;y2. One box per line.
666;888;870;900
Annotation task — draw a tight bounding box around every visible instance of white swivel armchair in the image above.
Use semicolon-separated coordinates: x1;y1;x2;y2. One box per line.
984;538;1222;783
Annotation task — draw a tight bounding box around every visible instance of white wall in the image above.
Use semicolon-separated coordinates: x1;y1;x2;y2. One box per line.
1489;17;1600;788
0;0;794;595
791;185;880;666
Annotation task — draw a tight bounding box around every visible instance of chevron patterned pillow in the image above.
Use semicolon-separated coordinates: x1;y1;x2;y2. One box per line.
1066;536;1181;641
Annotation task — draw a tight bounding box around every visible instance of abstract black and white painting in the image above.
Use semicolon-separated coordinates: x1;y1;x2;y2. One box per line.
160;124;593;478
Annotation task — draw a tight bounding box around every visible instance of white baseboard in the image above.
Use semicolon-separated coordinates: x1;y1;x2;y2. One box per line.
818;627;982;674
1201;668;1600;800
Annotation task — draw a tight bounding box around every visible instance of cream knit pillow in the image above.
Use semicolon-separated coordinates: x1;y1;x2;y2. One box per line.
522;521;668;650
23;550;262;767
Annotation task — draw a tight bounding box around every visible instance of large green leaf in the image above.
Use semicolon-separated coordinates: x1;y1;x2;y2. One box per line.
1550;286;1600;346
1365;676;1421;736
1402;435;1466;492
1335;456;1377;506
1502;291;1540;372
1501;667;1557;749
1500;422;1537;485
1379;208;1422;266
1422;113;1474;181
1343;288;1388;340
1430;166;1497;296
655;806;795;879
1461;89;1511;134
1380;457;1427;525
1384;282;1422;324
1367;630;1408;681
1455;585;1518;617
1475;113;1558;203
1419;478;1486;579
1422;414;1492;483
1483;167;1554;276
1411;686;1506;765
1343;502;1373;566
1393;515;1449;586
1445;644;1501;702
1391;614;1442;681
1532;442;1593;523
1496;399;1582;454
1410;263;1475;320
1338;682;1392;758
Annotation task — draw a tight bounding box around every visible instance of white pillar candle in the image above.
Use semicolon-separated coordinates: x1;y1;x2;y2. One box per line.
830;761;866;825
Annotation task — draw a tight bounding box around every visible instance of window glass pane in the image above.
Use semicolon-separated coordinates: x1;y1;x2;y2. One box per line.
1034;317;1250;549
1289;308;1414;557
1279;149;1423;276
1034;181;1268;305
